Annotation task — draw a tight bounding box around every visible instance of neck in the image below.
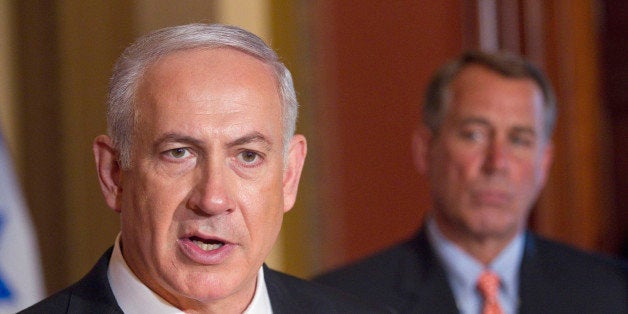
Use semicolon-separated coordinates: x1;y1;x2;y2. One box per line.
432;216;520;266
455;236;511;266
163;285;255;314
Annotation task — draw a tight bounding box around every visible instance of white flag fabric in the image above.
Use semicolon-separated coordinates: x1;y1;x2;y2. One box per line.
0;131;45;313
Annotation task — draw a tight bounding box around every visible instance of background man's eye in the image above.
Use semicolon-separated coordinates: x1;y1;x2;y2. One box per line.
460;129;485;142
512;136;533;147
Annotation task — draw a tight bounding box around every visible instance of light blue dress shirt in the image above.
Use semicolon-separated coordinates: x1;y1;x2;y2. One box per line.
426;218;524;314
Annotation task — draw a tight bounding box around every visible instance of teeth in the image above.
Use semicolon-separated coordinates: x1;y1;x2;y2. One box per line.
192;239;224;251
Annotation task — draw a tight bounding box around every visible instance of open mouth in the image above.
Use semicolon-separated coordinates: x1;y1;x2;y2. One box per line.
190;236;225;251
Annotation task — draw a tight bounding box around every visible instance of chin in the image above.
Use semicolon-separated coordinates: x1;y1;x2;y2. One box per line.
478;222;518;239
467;213;512;234
166;270;241;300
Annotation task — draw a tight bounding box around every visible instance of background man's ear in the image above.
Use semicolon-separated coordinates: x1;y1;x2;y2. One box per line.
93;135;123;213
412;126;432;175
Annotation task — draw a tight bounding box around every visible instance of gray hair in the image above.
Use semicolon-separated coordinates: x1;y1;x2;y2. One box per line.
423;50;557;139
107;23;298;169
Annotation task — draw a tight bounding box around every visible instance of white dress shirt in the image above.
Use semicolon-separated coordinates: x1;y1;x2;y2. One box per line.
107;234;273;313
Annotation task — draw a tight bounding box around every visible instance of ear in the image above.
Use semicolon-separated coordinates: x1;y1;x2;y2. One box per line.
412;125;432;175
539;139;554;186
282;134;307;213
93;135;123;213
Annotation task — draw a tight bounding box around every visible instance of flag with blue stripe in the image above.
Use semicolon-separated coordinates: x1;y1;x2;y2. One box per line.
0;128;45;313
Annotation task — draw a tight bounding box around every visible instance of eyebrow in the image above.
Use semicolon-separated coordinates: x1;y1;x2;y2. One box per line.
152;131;274;151
459;117;538;136
228;131;273;152
510;126;537;137
153;133;204;148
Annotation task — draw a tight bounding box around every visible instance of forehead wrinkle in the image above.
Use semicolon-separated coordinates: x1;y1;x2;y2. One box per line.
459;117;491;127
164;96;255;114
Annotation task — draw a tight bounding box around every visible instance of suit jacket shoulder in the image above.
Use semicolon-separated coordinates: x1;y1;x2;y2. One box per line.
314;230;458;313
20;248;386;314
264;265;389;313
315;230;628;314
519;233;628;314
18;247;123;314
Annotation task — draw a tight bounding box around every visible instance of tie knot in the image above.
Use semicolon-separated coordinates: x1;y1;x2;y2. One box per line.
477;271;500;300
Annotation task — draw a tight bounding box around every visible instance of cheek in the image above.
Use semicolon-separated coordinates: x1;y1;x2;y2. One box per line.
249;180;284;218
241;176;285;235
515;159;546;190
431;146;477;185
123;172;188;232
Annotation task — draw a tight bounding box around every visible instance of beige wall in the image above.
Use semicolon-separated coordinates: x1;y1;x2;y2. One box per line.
0;1;17;153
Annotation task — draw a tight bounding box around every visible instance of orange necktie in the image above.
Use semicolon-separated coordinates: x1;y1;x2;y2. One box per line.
477;271;504;314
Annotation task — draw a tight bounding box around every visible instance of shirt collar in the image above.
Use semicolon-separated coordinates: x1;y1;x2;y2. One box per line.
491;230;524;298
427;218;523;313
244;264;272;314
427;219;483;293
107;234;272;313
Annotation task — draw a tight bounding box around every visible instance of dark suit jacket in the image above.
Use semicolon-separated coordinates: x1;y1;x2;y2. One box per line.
315;229;628;314
19;248;386;314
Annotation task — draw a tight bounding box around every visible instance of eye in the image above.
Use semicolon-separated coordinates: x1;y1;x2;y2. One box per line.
510;134;534;147
239;151;258;163
166;147;191;159
237;150;264;166
459;128;486;143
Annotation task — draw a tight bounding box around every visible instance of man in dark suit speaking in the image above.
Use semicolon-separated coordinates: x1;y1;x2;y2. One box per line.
21;23;383;314
315;51;627;313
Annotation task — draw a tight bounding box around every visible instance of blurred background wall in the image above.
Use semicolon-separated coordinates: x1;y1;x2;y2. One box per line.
0;0;625;296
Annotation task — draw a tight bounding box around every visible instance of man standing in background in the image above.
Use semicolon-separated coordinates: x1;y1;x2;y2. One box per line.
316;50;627;313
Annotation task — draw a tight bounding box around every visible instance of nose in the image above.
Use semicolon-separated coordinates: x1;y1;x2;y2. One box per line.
187;161;235;215
482;138;509;174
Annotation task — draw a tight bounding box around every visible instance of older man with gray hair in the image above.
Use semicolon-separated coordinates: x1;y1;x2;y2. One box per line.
21;23;384;314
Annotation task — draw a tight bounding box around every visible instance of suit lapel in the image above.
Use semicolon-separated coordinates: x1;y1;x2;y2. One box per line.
264;265;301;313
403;230;459;313
517;232;556;314
67;248;124;313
